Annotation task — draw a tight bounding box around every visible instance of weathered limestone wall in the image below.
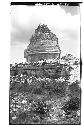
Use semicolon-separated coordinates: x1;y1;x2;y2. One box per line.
24;24;61;63
26;53;60;63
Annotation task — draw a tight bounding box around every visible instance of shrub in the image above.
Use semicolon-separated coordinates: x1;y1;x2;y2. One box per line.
31;101;50;120
62;97;80;115
69;81;81;98
32;87;43;95
10;81;20;92
52;81;67;98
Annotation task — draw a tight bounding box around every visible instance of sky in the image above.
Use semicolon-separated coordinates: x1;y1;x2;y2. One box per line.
10;4;80;64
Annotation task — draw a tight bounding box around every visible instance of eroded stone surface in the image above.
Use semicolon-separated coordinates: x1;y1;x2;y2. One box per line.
24;24;61;63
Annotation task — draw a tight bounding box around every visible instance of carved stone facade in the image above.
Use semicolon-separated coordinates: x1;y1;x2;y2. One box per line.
24;24;61;63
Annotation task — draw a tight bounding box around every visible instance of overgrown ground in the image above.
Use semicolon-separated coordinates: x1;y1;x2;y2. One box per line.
10;55;80;124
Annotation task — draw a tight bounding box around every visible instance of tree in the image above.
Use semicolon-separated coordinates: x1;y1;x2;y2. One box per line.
61;54;80;83
61;54;79;65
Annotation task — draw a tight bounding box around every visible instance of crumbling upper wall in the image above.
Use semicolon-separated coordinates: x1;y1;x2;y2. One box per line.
24;24;61;63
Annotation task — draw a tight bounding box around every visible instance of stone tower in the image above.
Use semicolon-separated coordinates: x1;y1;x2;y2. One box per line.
24;24;61;63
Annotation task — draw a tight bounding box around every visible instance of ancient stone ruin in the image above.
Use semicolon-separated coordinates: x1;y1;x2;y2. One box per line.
24;24;61;63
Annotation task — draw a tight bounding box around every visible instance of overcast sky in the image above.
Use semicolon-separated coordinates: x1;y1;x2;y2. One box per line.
10;5;80;64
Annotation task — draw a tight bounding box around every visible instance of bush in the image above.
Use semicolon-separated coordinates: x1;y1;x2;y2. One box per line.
32;87;43;95
31;101;50;120
52;81;67;98
10;81;20;92
69;81;81;98
62;97;80;115
13;111;36;124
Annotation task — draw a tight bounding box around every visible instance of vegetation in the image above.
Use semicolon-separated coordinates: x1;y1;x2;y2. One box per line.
10;54;80;124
